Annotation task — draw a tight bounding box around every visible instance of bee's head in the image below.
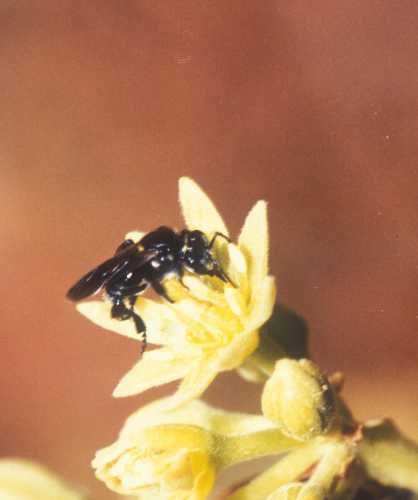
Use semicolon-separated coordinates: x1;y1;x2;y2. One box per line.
177;229;217;275
179;230;210;272
179;229;234;285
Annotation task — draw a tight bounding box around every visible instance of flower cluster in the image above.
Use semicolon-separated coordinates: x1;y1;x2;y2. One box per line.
68;178;418;500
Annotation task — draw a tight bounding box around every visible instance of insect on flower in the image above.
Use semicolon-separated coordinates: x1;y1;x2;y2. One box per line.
66;226;233;351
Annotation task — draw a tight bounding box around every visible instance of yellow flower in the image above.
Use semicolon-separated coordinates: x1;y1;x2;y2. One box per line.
92;398;285;499
78;177;276;407
0;458;85;499
93;424;215;500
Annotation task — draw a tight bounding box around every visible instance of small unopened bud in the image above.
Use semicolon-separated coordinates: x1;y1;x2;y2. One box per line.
93;424;216;499
261;359;335;441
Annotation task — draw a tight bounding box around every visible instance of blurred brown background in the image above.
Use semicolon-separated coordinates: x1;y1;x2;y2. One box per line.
1;1;417;498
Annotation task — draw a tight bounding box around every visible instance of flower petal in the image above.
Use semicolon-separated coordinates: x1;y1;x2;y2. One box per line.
238;200;269;297
76;299;186;346
179;177;229;237
182;276;225;307
226;244;249;296
163;358;218;409
113;349;192;398
215;329;259;371
76;301;139;341
247;276;276;331
224;287;246;316
122;399;216;436
124;230;145;242
122;398;275;440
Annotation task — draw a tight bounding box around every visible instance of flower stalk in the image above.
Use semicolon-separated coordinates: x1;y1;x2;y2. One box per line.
227;443;322;500
214;429;302;470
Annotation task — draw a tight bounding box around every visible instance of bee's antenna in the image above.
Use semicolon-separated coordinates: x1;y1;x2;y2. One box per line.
207;232;231;249
213;265;237;288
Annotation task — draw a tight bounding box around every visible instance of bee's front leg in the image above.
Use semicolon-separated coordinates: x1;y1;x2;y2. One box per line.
176;265;190;291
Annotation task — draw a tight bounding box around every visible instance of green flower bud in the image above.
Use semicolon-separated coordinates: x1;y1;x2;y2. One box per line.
261;359;335;441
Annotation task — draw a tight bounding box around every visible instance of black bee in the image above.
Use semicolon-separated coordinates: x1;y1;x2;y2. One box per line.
66;226;232;351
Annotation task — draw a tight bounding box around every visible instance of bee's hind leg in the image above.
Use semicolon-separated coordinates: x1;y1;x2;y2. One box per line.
110;300;131;321
128;295;147;353
109;283;148;353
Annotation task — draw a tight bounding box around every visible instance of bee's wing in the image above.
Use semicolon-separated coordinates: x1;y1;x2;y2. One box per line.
66;248;157;301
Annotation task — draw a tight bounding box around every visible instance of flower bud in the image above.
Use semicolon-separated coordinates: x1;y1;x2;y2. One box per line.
261;359;335;441
92;424;216;499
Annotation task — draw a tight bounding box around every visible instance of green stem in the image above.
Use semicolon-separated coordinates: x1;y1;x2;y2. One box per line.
215;429;302;470
226;442;321;500
359;419;418;493
297;440;354;499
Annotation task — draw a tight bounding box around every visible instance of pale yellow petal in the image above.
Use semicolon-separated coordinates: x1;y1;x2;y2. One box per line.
77;301;140;341
224;287;247;316
113;349;193;398
226;244;249;296
122;398;275;440
135;299;189;346
172;299;240;348
247;276;276;331
122;399;217;436
228;244;247;274
238;200;269;296
163;358;218;409
215;329;259;371
76;299;186;346
179;177;229;237
124;230;145;242
182;276;225;307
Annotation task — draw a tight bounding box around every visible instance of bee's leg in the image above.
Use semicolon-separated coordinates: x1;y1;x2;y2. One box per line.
109;284;148;352
110;300;132;321
151;280;175;303
176;266;190;291
127;295;147;353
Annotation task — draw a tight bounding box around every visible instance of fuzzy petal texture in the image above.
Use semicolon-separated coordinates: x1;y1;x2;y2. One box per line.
238;200;269;302
179;177;229;237
121;398;275;438
77;299;185;346
113;349;193;397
